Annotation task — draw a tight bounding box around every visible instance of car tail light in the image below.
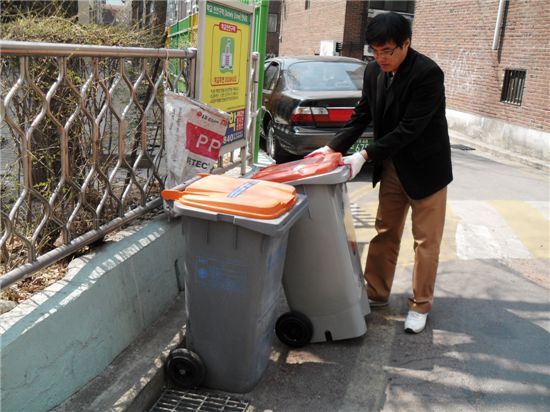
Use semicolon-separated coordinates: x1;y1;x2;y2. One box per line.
290;107;316;124
290;107;354;125
323;108;354;123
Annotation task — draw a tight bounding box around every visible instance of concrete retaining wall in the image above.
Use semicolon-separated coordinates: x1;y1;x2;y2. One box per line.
0;216;185;412
447;109;550;164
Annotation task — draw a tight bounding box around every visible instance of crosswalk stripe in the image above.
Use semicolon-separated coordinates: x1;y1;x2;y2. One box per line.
350;200;545;262
449;200;532;260
351;202;377;244
527;201;550;221
440;204;459;263
351;202;456;265
489;200;549;259
348;184;372;204
350;202;376;264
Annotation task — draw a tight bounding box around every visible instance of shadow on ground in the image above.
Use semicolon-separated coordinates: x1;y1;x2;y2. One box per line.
242;261;550;412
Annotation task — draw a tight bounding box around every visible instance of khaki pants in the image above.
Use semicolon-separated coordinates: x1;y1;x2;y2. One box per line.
365;160;447;313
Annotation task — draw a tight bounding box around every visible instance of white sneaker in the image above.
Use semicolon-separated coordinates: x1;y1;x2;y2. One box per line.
404;311;428;333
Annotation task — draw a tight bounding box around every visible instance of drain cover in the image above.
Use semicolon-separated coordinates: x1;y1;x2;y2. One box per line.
451;144;475;151
149;388;250;412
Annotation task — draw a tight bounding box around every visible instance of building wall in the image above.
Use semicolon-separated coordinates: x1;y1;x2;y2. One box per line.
413;0;549;132
278;0;347;56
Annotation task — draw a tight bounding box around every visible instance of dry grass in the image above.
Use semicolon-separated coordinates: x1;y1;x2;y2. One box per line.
1;262;69;303
0;12;165;306
1;15;160;47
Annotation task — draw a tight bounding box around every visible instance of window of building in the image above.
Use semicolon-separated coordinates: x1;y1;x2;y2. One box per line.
501;69;526;106
305;0;311;10
268;13;278;33
369;1;415;14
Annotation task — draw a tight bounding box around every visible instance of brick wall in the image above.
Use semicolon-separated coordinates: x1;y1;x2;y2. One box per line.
278;0;347;56
413;0;549;131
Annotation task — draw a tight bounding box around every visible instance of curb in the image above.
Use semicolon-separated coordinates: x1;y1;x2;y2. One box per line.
449;129;549;172
53;295;186;412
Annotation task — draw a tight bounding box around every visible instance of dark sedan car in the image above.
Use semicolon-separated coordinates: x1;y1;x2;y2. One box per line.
260;55;373;163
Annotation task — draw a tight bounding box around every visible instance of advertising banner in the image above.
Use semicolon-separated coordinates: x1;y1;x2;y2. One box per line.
198;1;253;152
164;92;229;188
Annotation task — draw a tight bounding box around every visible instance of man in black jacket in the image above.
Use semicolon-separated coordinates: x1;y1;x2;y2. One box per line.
310;12;453;333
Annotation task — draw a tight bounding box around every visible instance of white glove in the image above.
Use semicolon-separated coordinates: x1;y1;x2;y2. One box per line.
304;145;335;158
343;151;367;180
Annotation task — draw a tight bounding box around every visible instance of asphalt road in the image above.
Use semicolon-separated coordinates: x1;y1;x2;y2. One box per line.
241;146;550;411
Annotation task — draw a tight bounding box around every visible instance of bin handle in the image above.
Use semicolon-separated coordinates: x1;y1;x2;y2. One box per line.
161;175;205;201
161;189;184;201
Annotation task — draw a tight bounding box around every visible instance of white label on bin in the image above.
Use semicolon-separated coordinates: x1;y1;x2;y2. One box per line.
227;181;259;198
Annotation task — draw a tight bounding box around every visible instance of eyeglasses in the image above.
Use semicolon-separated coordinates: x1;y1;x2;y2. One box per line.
368;45;400;57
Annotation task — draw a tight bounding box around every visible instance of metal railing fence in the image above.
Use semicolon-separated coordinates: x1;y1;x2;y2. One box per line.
0;40;197;289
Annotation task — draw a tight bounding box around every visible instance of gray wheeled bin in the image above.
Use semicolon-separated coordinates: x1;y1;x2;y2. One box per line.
252;153;370;347
161;174;307;392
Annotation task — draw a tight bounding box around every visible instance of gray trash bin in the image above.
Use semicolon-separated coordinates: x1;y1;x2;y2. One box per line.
252;153;370;347
161;174;307;392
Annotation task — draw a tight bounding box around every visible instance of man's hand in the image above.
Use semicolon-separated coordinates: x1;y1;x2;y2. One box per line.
304;145;335;158
343;150;367;180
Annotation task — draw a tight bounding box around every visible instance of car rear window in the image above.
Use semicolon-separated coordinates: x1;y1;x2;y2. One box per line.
285;61;365;91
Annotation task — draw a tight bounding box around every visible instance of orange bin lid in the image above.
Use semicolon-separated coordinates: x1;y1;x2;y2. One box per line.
162;175;297;219
251;152;343;183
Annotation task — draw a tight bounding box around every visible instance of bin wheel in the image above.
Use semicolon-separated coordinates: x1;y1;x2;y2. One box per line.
165;348;206;388
276;311;313;348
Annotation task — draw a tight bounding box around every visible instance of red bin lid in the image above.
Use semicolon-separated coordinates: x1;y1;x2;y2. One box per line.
251;153;343;183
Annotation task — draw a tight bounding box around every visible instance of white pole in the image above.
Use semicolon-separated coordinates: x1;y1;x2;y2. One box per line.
492;0;506;50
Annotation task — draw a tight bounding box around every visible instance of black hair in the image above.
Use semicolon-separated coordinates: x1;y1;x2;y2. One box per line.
365;12;412;47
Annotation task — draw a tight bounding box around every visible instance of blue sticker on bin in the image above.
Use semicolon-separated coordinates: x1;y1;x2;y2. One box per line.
227;181;259;198
195;255;248;294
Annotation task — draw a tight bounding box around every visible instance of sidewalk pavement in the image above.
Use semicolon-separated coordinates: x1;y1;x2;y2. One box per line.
54;135;549;412
56;260;550;412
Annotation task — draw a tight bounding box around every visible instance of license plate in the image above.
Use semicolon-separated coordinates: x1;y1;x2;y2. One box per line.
348;137;371;154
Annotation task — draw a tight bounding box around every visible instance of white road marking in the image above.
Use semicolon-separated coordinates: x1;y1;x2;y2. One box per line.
527;201;550;221
450;200;532;260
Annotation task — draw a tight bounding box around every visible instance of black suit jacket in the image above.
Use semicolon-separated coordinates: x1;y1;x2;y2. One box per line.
328;48;453;200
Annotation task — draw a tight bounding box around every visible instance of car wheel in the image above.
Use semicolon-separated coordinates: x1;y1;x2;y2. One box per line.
266;121;290;163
